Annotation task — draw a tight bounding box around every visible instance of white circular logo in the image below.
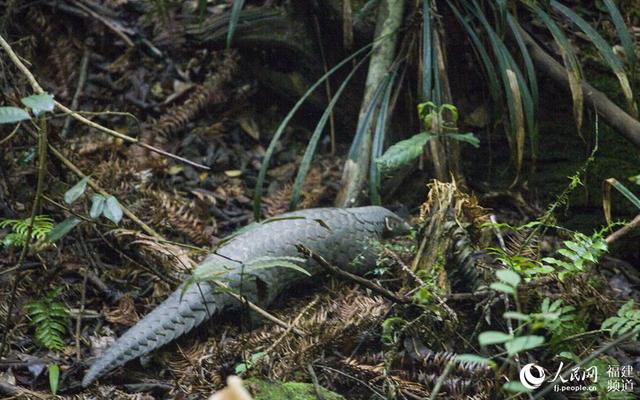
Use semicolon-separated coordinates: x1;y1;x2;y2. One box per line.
520;363;546;389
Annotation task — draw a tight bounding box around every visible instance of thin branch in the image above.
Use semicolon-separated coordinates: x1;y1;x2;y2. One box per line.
216;279;306;336
0;33;209;170
0;122;21;146
25;128;162;239
0;116;47;356
61;44;90;137
296;244;412;304
605;213;640;245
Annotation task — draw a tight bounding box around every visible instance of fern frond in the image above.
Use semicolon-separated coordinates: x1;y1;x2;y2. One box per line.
24;289;69;351
0;215;54;248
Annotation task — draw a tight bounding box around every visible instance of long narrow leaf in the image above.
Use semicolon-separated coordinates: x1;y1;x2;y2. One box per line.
422;0;433;100
253;42;375;219
507;14;539;117
432;30;443;106
531;3;584;133
603;0;636;67
370;68;398;205
448;2;501;119
505;69;526;181
466;1;519;166
226;0;246;48
503;45;537;160
289;54;372;210
552;0;636;117
603;178;640;224
347;75;392;161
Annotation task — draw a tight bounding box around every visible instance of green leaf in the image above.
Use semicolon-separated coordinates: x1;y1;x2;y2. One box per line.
505;335;545;356
552;0;636;116
531;3;584;131
478;330;513;346
496;269;521;287
64;176;90;204
48;364;60;396
46;217;82;242
490;282;515;295
455;354;496;368
90;194;106;219
244;256;310;277
610;179;640;210
253;43;375;219
0;106;30;124
376;132;434;175
289;53;370;210
603;0;636;67
226;0;246;48
503;381;531;393
503;311;530;321
21;93;55;117
422;0;432;100
446;132;480;147
448;2;501;119
103;196;123;224
369;69;398;205
507;13;539;119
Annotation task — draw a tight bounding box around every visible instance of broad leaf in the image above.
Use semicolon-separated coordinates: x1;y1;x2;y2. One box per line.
21;93;55;117
478;330;513;346
64;176;90;204
496;269;521;287
90;194;106;219
376;132;434;175
46;217;82;242
505;335;545;356
103;196;123;224
0;106;30;124
48;363;60;395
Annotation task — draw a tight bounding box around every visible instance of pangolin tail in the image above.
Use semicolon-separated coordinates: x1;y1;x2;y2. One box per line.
82;282;220;387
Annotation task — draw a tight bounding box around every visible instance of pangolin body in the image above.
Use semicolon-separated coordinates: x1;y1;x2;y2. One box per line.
82;206;408;386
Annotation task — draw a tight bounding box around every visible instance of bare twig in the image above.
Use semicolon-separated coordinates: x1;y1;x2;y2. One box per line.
73;1;134;47
61;44;90;137
296;244;411;304
307;364;326;400
0;122;20;146
218;279;306;336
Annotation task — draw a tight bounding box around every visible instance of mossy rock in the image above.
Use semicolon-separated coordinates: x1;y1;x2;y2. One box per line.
244;378;345;400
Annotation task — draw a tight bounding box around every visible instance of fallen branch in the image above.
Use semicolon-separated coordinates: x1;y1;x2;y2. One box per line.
521;29;640;148
605;213;640;245
296;244;412;304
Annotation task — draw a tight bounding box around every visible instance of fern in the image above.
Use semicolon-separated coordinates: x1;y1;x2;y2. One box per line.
24;289;69;351
0;215;53;248
542;231;608;281
602;300;640;340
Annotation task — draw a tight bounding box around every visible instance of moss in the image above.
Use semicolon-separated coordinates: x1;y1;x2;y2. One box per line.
245;378;345;400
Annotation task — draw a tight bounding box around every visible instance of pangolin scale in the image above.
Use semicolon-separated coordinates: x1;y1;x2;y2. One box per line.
82;206;408;386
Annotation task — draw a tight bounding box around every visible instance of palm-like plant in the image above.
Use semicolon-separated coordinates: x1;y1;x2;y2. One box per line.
238;0;637;217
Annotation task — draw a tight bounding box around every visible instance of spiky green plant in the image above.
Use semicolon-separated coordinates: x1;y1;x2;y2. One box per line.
0;215;53;248
24;289;69;351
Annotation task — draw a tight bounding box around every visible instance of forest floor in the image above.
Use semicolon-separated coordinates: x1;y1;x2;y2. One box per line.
1;2;640;400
